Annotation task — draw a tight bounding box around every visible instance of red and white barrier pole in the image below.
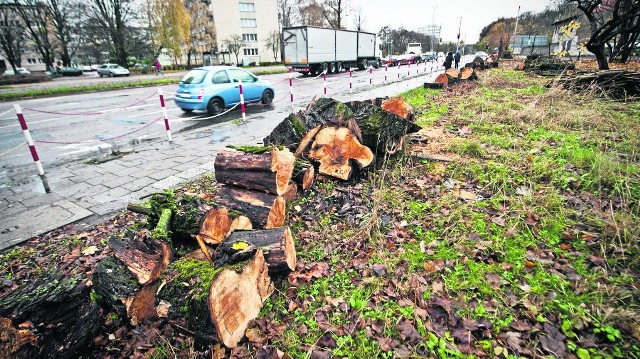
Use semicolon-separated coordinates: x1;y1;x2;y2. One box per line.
288;73;294;112
239;79;246;122
323;72;327;96
369;66;373;87
407;62;411;77
397;64;401;79
14;104;50;193
157;88;172;142
349;69;353;94
384;64;388;83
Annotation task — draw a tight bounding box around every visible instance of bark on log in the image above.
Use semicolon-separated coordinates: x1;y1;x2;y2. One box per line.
424;82;445;89
0;273;102;359
460;67;478;81
262;113;311;151
108;233;172;285
93;255;141;320
219;227;297;274
214;148;295;196
309;127;374;180
197;207;252;246
345;98;420;155
157;250;274;348
215;184;285;229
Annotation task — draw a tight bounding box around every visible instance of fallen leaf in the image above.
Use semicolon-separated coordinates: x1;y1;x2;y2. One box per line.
538;323;566;357
82;246;98;256
245;328;266;344
491;216;506;227
397;318;421;345
516;186;532;196
458;189;477;201
443;178;456;189
424;259;445;274
458;126;472;136
288;262;330;286
372;263;387;276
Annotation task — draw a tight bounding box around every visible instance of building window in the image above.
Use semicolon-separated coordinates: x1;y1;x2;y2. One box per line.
242;34;257;42
239;2;255;11
243;48;259;56
240;18;256;27
27;58;37;64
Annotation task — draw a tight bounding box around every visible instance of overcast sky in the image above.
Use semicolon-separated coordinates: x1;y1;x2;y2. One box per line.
344;0;555;43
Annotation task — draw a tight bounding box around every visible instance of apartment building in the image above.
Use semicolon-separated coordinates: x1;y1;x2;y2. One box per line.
209;0;279;65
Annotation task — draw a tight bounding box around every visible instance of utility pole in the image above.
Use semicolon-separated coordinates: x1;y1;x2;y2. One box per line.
430;5;438;53
456;17;462;53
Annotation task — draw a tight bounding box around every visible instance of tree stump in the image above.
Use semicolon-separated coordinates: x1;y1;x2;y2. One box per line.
381;97;415;122
215;185;285;229
460;67;478;81
434;73;449;87
108;233;173;285
214;148;295;196
0;273;102;358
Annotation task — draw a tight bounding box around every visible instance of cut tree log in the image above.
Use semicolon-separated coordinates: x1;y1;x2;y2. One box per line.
215;184;285;229
460;67;478;81
309;127;375;180
294;125;321;158
196;207;252;246
214;148;295;196
218;227;297;274
292;159;316;190
424;82;445;89
158;250;274;348
281;181;298;203
108;232;173;285
344;98;421;155
93;255;142;320
381;97;415;122
0;272;102;358
434;73;449;87
445;68;460;79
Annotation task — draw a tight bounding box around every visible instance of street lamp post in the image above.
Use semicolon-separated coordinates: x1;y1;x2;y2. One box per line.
456;17;462;53
430;5;438;53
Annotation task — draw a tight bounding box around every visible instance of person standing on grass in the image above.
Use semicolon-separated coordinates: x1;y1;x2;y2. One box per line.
153;57;164;75
454;51;461;69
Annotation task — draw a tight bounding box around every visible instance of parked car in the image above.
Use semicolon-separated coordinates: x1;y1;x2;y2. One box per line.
90;64;99;71
475;51;489;60
96;64;130;77
3;67;31;76
174;66;275;115
54;66;83;76
81;65;92;72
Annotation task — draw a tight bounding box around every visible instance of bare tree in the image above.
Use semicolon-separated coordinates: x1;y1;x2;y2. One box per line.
0;3;25;72
91;0;135;66
264;30;280;61
323;0;346;29
565;0;640;69
222;34;244;65
299;0;325;26
12;0;55;71
352;5;364;31
46;0;79;66
278;0;298;28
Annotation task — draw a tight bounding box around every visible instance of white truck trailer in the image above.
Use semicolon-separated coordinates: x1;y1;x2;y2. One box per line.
282;26;380;76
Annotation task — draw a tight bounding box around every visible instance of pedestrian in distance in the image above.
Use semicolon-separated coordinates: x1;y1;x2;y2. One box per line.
153;57;164;76
454;51;461;69
444;51;454;70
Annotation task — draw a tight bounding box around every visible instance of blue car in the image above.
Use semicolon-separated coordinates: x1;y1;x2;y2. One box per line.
174;66;275;115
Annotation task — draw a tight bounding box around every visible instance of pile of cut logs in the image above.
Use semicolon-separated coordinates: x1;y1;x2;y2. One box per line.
426;67;479;89
0;96;419;356
554;69;640;100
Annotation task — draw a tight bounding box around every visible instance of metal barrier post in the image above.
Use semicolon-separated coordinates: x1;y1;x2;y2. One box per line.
289;73;294;112
349;69;353;94
14;104;50;193
323;72;327;95
157;88;172;142
369;66;373;87
239;80;246;122
398;64;401;79
384;64;388;83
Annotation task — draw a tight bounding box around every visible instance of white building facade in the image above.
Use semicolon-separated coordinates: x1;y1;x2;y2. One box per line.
210;0;279;65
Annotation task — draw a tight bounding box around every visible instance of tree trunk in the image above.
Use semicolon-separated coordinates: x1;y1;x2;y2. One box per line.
434;73;449;87
309;127;374;180
281;181;299;203
214;148;295;196
215;185;286;229
460;67;478;81
0;273;102;359
381;97;415;122
108;233;173;285
220;227;297;274
587;43;610;70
